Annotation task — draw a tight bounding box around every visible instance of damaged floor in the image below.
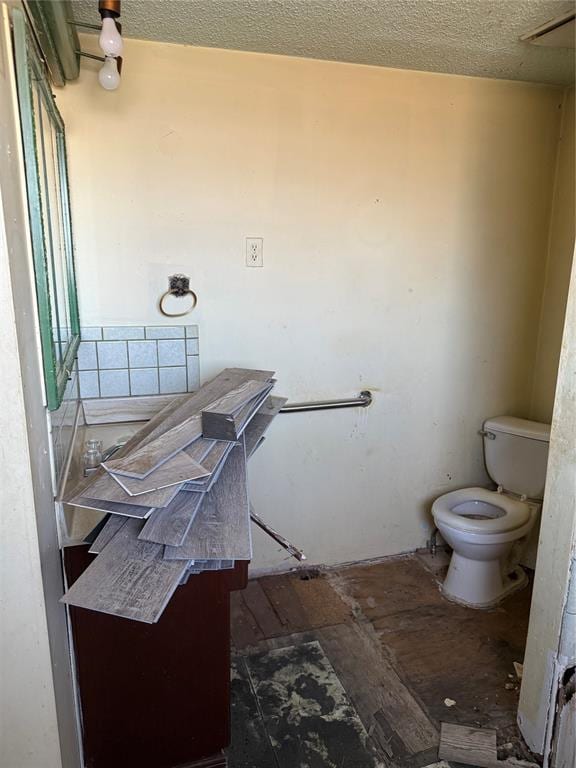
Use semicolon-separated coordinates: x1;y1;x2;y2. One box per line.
228;552;534;768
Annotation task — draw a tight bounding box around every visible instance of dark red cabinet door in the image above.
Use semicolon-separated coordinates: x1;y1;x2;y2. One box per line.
64;547;248;768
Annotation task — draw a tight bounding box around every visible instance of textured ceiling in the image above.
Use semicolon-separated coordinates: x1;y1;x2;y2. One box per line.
71;0;576;85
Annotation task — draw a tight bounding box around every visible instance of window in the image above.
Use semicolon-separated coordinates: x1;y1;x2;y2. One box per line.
12;8;80;410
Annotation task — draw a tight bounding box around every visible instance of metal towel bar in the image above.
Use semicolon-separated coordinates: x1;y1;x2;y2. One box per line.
280;390;372;413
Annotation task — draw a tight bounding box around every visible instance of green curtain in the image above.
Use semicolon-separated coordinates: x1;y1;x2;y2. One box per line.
25;0;80;85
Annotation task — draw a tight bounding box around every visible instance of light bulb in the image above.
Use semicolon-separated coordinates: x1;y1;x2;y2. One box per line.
99;16;123;56
98;56;120;91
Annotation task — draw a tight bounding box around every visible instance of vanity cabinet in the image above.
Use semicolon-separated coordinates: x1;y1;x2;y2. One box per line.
64;547;248;768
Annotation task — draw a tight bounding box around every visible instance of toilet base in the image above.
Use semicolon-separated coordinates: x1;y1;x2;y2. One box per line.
441;553;528;609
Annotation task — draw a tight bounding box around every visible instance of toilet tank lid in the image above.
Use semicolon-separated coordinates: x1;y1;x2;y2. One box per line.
484;416;551;443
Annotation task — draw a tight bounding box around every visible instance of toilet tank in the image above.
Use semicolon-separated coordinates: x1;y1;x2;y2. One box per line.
483;416;551;499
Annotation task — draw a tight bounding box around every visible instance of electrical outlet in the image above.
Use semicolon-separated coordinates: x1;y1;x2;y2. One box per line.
245;237;263;268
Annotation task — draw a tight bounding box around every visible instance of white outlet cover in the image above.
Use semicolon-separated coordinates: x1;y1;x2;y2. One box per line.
246;237;263;268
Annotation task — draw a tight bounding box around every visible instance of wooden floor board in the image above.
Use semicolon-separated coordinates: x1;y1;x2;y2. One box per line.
338;557;533;734
291;574;353;628
438;722;497;767
230;555;534;766
316;623;439;756
259;574;309;634
230;592;266;649
241;580;285;638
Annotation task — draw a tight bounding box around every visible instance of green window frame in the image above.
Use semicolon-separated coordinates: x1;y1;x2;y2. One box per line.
12;8;80;410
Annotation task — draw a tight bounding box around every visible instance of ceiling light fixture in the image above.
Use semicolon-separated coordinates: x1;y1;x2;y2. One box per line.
100;15;123;56
98;0;122;89
98;55;121;90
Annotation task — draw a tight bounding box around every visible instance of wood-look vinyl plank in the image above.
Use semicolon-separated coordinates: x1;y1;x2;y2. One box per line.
70;469;181;508
206;385;274;447
83;514;110;545
61;518;188;623
184;437;216;463
244;396;288;458
233;384;276;434
106;451;209;496
82;393;189;425
88;514;128;554
163;441;251;561
201;380;273;441
182;441;235;492
71;496;155;518
130;368;274;448
185;439;231;474
63;396;188;504
137;491;205;547
103;414;204;479
103;369;274;479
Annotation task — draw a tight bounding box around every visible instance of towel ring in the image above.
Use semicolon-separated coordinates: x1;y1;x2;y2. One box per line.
159;274;197;317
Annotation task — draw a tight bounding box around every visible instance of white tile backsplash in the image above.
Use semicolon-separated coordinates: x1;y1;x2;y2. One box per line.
145;326;185;339
77;325;199;398
103;326;145;340
99;369;130;397
128;340;158;368
80;326;103;340
79;370;100;398
97;341;129;369
130;368;159;395
159;366;187;394
158;339;186;367
77;341;98;370
187;356;200;391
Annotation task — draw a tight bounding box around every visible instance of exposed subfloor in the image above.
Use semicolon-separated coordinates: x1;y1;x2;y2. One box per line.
228;551;535;768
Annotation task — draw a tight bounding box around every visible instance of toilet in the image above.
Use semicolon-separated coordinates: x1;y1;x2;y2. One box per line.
432;416;550;608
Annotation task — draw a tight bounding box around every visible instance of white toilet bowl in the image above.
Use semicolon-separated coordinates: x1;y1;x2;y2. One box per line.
432;487;534;608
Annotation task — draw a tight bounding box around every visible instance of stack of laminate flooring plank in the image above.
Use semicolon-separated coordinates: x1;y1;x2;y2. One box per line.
61;368;286;624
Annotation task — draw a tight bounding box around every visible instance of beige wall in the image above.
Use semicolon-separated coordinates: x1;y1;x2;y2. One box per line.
531;88;575;423
58;37;563;571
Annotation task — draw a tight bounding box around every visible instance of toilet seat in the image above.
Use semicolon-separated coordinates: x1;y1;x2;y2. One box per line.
432;487;530;534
